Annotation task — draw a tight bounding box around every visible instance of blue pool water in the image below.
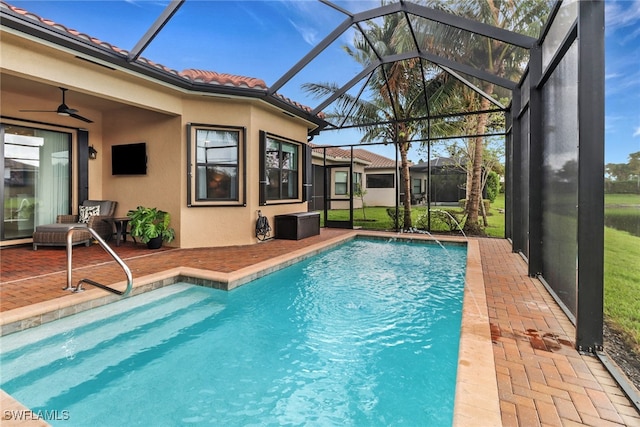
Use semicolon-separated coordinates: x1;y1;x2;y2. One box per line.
1;238;467;426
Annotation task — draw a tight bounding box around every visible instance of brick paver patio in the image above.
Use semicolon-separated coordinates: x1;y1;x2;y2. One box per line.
1;231;639;426
479;238;639;426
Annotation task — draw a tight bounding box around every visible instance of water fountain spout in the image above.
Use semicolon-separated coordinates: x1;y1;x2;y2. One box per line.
405;227;447;250
429;209;467;240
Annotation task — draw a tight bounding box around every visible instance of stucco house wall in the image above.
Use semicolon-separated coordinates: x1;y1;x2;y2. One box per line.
362;168;398;207
1;24;316;248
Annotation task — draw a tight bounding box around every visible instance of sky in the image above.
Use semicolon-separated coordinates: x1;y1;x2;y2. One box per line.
604;0;640;165
6;0;640;165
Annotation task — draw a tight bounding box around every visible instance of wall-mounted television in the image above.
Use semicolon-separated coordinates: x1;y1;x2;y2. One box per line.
111;143;147;175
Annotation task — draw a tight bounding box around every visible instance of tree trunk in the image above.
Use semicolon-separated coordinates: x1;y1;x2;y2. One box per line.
399;141;412;229
464;135;484;234
465;158;473;204
463;93;492;235
480;196;488;227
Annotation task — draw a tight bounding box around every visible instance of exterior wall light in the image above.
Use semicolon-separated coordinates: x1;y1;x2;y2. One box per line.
88;145;98;160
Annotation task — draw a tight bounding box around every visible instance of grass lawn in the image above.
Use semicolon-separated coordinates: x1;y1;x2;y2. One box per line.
319;194;506;237
604;193;640;354
605;193;640;205
484;193;505;238
605;227;640;354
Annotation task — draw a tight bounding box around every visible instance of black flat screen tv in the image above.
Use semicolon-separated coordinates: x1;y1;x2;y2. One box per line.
111;143;147;175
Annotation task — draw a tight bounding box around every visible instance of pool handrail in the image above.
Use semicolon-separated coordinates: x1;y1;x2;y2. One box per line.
65;226;133;296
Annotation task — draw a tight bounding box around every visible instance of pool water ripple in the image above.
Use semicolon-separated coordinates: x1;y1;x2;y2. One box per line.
1;238;466;426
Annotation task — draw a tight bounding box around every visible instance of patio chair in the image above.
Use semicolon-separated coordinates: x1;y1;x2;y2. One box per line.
32;200;117;250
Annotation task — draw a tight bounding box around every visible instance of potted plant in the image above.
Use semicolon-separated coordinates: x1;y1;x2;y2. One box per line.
127;206;175;249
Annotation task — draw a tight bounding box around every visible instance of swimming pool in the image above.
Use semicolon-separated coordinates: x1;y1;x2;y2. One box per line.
2;238;467;426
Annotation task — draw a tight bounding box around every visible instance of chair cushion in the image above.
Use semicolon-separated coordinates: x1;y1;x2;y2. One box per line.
79;205;100;223
36;223;88;233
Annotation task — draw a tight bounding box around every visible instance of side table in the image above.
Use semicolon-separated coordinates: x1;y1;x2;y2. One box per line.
104;217;131;247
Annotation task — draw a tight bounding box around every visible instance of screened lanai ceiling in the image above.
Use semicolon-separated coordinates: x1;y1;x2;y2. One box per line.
1;0;553;139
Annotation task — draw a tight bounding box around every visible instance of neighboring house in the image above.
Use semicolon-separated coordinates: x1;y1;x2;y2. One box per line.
0;3;326;248
410;157;489;204
310;145;369;211
410;157;466;204
310;145;401;209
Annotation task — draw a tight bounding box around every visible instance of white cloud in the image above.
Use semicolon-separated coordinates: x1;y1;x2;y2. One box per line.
273;0;345;46
289;19;318;45
236;2;269;30
606;1;640;33
605;64;640;97
633;127;640;138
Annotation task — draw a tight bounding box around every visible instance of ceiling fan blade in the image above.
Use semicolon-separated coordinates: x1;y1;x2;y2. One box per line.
20;87;92;123
69;113;93;123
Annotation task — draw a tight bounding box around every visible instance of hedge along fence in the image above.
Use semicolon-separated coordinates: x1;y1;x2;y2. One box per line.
605;180;640;194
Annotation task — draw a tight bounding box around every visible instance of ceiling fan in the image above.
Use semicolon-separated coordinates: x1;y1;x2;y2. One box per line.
20;87;93;123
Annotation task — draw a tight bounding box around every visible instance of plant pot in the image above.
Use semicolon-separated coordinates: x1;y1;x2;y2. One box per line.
146;236;163;250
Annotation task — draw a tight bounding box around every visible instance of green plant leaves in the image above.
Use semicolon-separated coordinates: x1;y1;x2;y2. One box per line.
126;206;175;244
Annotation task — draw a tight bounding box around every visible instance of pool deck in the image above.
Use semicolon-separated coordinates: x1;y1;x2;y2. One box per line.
1;229;639;426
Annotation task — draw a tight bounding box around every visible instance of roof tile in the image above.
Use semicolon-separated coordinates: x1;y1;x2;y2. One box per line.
310;143;399;169
180;69;267;90
311;145;352;160
352;148;400;169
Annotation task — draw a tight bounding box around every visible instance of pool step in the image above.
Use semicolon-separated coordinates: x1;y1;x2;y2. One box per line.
1;285;224;407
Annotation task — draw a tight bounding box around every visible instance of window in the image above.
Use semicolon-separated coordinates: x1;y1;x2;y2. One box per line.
261;133;300;202
367;173;394;188
188;124;245;206
2;123;71;241
335;171;348;195
353;172;362;193
412;178;422;195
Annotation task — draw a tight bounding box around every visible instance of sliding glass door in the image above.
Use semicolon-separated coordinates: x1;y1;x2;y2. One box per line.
2;124;71;241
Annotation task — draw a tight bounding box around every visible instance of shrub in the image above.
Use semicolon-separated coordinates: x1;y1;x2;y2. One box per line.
486;171;500;202
605;180;640;194
386;207;404;229
416;210;463;232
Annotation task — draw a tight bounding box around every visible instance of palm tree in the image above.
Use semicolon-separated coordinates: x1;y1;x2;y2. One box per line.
304;12;456;229
304;1;548;232
421;0;550;233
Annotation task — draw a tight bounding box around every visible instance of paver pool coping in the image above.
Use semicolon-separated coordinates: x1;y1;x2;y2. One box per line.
0;231;497;426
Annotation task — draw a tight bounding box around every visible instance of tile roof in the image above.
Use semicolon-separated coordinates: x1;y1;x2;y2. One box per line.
310;143;400;169
352;148;400;169
179;69;267;90
1;1;128;53
310;143;353;160
0;1;320;116
1;1;266;90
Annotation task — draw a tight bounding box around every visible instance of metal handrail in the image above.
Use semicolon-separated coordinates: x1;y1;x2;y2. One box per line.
64;226;133;296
